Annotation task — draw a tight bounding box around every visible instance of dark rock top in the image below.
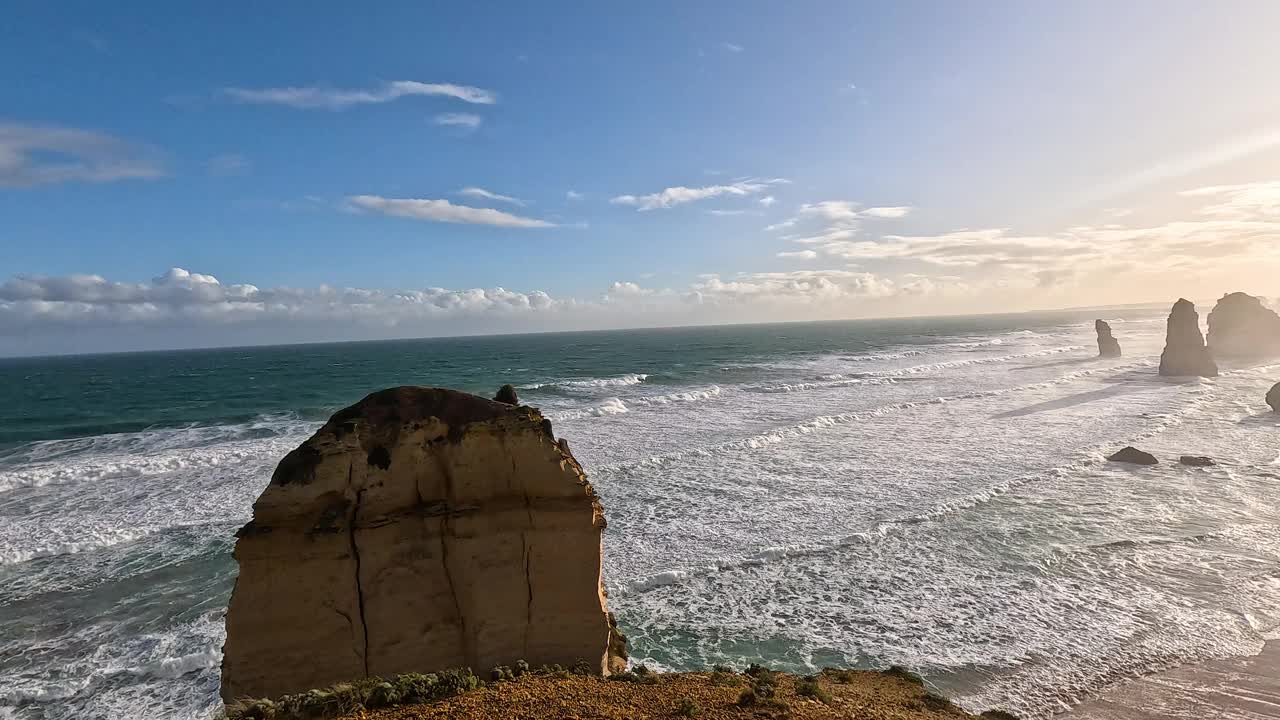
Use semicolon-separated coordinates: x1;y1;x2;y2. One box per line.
1268;382;1280;412
1095;319;1122;358
1207;292;1280;358
494;384;519;405
1179;456;1215;467
1158;299;1218;377
1107;446;1158;465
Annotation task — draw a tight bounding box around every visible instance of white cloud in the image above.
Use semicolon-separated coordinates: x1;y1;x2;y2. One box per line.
759;195;776;207
1180;180;1280;219
777;250;818;259
207;153;250;177
708;209;754;216
861;206;912;218
458;186;525;206
566;190;583;200
346;195;556;228
224;81;496;110
612;178;788;211
0;123;165;188
721;42;744;52
434;113;482;129
764;218;797;232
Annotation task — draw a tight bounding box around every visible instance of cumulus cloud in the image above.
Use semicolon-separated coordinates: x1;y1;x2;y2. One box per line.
457;187;525;206
346;195;556;228
224;81;496;110
434;113;483;129
0;123;165;188
611;178;789;211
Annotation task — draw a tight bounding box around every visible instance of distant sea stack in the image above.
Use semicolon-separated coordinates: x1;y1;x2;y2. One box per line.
1268;382;1280;412
1158;299;1218;377
1095;319;1122;358
220;386;626;703
1206;292;1280;358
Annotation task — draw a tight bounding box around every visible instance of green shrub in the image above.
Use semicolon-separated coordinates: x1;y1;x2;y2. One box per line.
884;665;925;687
514;659;530;676
674;698;702;717
795;679;832;705
709;671;742;687
364;681;399;708
711;663;733;674
571;659;594;676
490;665;514;682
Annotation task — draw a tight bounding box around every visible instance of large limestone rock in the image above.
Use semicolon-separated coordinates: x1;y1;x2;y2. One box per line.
1107;446;1158;465
1268;382;1280;412
1207;292;1280;358
1095;319;1121;358
1158;299;1218;377
221;387;625;702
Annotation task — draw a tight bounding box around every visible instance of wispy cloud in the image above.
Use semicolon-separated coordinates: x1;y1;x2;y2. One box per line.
759;195;776;207
612;178;789;211
224;81;497;110
1180;180;1280;219
777;250;817;259
0;123;165;188
721;42;744;52
434;112;482;129
566;190;583;201
458;186;525;206
346;195;556;228
207;153;250;177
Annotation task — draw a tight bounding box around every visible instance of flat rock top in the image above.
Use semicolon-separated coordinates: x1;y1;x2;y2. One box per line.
357;671;983;720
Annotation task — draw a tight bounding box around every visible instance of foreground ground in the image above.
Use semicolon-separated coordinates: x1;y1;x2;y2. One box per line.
346;669;999;720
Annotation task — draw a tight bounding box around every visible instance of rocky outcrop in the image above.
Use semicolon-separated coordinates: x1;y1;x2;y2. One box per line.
221;387;625;702
494;384;519;405
1207;292;1280;358
1158;299;1218;377
1179;456;1215;467
1108;447;1158;465
1268;382;1280;412
1095;320;1121;358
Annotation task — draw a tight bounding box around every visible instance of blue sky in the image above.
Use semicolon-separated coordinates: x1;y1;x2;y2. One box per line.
3;1;1280;355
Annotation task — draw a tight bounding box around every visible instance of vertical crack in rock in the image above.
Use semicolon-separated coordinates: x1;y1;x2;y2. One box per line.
346;461;371;678
432;444;471;669
222;387;616;701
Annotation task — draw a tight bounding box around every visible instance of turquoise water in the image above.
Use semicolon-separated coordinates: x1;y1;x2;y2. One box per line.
2;312;1278;719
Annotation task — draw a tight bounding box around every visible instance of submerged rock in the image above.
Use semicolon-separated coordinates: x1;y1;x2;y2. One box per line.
1095;319;1122;358
1179;456;1215;467
1207;292;1280;358
1268;382;1280;412
221;386;626;702
1107;447;1158;465
1158;299;1218;377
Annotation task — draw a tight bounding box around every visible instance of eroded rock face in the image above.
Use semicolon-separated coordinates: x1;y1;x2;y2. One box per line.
1158;299;1218;377
1207;292;1280;358
220;387;625;702
1268;383;1280;412
1095;320;1121;358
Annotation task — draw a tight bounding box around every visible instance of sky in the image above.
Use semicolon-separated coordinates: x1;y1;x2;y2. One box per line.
3;1;1280;356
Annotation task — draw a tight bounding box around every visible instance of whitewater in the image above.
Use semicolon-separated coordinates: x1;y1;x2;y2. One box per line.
1;309;1277;719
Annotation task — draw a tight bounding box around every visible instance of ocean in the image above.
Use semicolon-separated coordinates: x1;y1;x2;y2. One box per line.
2;309;1278;719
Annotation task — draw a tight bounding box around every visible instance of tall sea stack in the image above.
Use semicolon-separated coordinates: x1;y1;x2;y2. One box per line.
1207;292;1280;358
1268;383;1280;412
1158;299;1218;377
220;386;626;702
1095;319;1122;358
